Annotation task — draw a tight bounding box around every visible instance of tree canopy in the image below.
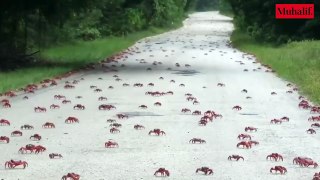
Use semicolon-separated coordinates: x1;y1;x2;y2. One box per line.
227;0;320;43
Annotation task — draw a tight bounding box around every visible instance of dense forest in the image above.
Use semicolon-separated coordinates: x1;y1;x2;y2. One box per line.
0;0;221;70
227;0;320;43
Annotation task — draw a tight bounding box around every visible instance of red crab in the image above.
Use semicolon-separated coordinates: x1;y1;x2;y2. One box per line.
65;117;79;124
42;122;55;128
30;134;41;141
154;168;170;177
0;136;9;143
11;130;22;136
270;166;287;174
228;155;244;161
5;160;28;169
189;138;206;144
134;124;145;130
149;129;166;136
196;167;213;175
0;119;10;126
245;126;257;132
105;140;118;148
49;153;63;159
232;105;242;111
61;173;80;180
181;108;191;113
50;104;60;109
266;153;283;161
34;106;47;112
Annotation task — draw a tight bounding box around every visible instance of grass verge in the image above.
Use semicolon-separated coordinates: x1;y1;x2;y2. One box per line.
0;25;180;93
231;30;320;104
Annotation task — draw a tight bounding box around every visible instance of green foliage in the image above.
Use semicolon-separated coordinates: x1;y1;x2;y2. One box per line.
0;25;179;93
227;0;320;43
0;0;193;70
151;0;185;27
231;30;320;103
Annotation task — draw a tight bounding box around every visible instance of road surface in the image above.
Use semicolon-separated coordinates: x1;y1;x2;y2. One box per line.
1;11;319;180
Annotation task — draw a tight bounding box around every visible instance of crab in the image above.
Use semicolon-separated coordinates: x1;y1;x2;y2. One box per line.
11;130;23;137
98;96;108;101
110;127;120;134
65;117;79;124
116;114;128;119
64;84;75;89
54;95;66;100
50;104;60;109
180;108;191;113
110;123;122;128
245;126;257;132
308;116;320;121
154;102;162;106
133;83;143;87
61;173;80;180
73;104;85;110
189;138;206;144
122;83;130;87
192;110;201;115
42;122;55;128
193;100;200;105
19;144;46;154
232;105;242;110
228;155;244;161
270;166;287;174
154;168;170;177
293;157;318;168
149;129;166;136
30;134;41;141
21;124;34;130
94;88;102;92
237;134;251;140
270;119;282;124
198;120;208;126
196;167;213;175
0;119;10;126
179;84;185;87
0;136;9;143
166;91;174;95
217;83;225;87
105;140;118;148
236;141;252;149
34;106;47;112
147;83;154;87
3;102;11;108
49;153;63;159
139;105;148;109
107;119;116;123
241;89;248;93
280;116;289;122
307;128;316;134
99;104;116;111
311;123;320;128
5;160;28;169
266;153;283;161
62;100;71;104
134;124;145;130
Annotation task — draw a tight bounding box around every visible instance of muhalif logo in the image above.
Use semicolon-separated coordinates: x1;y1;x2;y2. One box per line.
276;4;314;19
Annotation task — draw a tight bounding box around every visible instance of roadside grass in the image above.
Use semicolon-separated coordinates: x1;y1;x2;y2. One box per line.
231;30;320;104
0;26;180;93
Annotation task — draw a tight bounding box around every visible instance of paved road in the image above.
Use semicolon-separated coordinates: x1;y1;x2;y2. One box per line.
1;12;319;180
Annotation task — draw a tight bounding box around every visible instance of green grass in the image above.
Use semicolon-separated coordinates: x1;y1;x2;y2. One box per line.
231;30;320;104
0;26;179;93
